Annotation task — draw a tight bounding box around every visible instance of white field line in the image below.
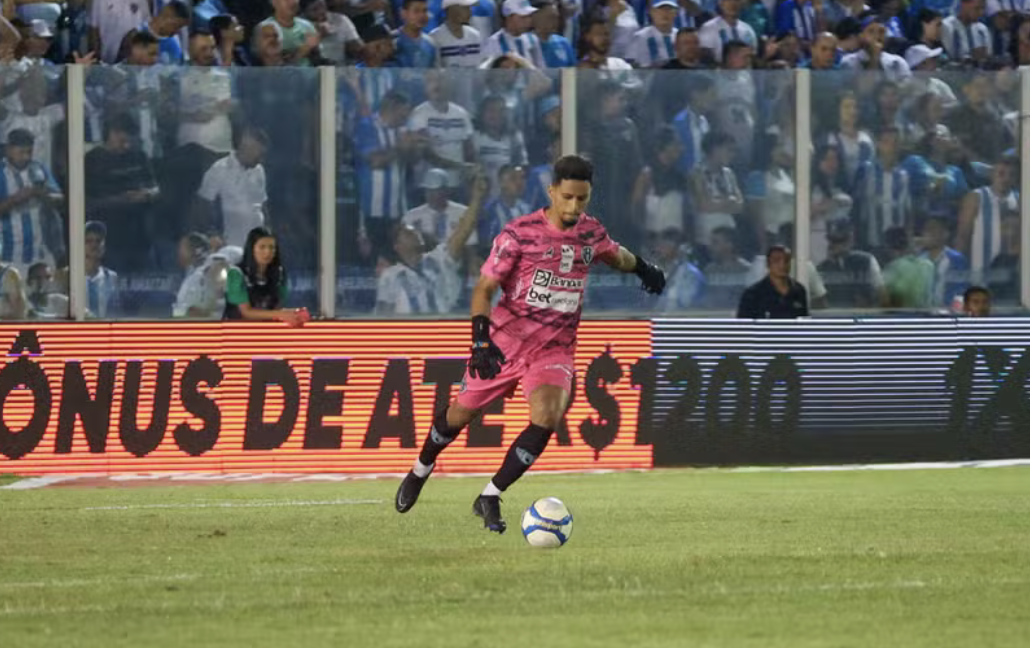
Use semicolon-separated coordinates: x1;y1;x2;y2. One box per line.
2;460;1029;491
80;498;384;511
0;567;325;592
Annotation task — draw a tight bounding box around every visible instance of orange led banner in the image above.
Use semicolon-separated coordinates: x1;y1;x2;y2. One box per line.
0;322;653;475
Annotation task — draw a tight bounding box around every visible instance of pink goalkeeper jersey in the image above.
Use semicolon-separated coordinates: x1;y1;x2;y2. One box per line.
481;209;621;358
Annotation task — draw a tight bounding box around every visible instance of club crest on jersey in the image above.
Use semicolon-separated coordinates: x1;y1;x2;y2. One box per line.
582;246;594;265
543;247;554;259
560;245;574;273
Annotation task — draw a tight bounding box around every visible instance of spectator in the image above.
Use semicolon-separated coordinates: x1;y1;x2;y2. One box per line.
196;126;270;249
355;89;418;261
526;93;560;166
690;131;744;246
699;0;758;64
986;0;1017;59
986;208;1019;304
652;228;705;311
956;155;1018;282
741;0;773;39
822;91;873;192
534;1;575;67
84;113;160;272
18;19;54;66
737;245;809;318
302;0;363;64
395;0;437;67
745;128;796;248
914;8;942;49
604;0;641;60
485;0;545;69
962;285;991;316
881;225;933;308
919;215;969;308
633;125;688;236
630;0;678;68
577;16;634;74
259;0;322;65
768;30;803;68
223;226;307;324
833;15;862;54
715;40;756;167
946;75;1013;169
408;70;476;188
703;225;750;309
430;0;484;68
903;45;959;112
774;0;820;45
176;31;234;161
1014;16;1030;66
252;20;286;66
2;69;64;173
524;136;558;210
865;80;903;133
854;126;910;251
376;174;485;314
902;91;946;153
671;75;715;174
839;15;910;82
0;128;62;277
661;27;705;69
901;125;967;227
473;94;528;197
478;163;529;247
84;220;120;318
672;0;712;31
817;218;885;308
941;0;989;63
25;260;62;317
172;232;218;318
0;261;26;320
402;167;474;249
805;31;838;69
90;0;153;64
118;0;190;65
809;144;852;264
209;14;252;66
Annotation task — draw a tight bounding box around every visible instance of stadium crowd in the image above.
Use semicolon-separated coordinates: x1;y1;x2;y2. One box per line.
0;0;1022;318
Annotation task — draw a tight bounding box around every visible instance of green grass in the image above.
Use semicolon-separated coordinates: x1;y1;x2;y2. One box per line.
1;468;1029;647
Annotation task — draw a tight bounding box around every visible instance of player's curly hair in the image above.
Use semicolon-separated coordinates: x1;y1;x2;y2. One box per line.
552;155;593;185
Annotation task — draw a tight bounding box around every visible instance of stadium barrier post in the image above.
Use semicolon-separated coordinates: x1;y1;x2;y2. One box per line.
1020;68;1030;310
319;66;338;319
67;63;86;321
560;67;577;157
793;68;812;290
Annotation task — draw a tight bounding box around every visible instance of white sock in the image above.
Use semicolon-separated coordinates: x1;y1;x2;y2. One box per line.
412;459;433;478
481;481;502;497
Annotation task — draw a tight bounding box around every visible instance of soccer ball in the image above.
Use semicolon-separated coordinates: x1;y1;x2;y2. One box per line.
520;497;573;548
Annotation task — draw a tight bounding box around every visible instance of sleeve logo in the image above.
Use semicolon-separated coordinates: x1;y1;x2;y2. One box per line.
582;246;594;265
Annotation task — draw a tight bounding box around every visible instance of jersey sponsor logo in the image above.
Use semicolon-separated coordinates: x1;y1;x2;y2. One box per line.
582;246;594;264
526;285;582;313
560;245;574;273
533;268;584;290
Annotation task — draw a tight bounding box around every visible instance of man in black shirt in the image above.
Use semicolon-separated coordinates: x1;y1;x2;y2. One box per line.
662;28;708;70
737;245;809;319
817;218;885;308
85;112;160;273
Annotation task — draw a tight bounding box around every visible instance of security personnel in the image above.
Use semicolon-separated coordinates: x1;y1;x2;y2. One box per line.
736;245;809;319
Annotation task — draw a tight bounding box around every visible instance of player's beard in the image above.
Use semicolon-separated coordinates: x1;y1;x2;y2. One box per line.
562;213;580;226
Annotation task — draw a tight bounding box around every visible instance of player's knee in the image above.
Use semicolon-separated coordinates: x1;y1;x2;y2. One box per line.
529;409;563;432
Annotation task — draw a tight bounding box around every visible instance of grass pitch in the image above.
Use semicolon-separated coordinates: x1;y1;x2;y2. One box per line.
1;468;1029;648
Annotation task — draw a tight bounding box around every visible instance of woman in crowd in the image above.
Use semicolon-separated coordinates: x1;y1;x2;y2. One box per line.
223;226;308;325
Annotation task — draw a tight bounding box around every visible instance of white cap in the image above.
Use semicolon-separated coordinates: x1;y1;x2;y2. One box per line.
653;0;679;7
502;0;538;17
30;19;53;39
904;44;942;69
442;0;476;9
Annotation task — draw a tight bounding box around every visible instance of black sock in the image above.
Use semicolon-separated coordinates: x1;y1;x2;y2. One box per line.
417;409;463;466
491;424;553;492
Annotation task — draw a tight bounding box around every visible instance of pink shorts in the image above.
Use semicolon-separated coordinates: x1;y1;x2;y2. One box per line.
456;350;574;410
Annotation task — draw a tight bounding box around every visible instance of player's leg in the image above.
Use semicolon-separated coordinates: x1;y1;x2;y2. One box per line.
474;358;573;534
395;365;520;513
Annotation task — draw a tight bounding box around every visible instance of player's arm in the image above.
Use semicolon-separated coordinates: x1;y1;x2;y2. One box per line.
467;274;506;380
445;174;488;261
605;246;666;295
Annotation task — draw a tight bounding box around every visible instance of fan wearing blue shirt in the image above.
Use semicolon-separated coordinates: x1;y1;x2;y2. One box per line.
395;0;439;67
534;1;576;67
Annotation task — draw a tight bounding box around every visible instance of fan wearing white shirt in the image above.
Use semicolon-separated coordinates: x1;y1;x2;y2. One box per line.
431;0;484;68
839;17;910;83
196;128;270;249
408;70;477;188
603;0;641;59
630;0;678;67
484;0;545;68
403;167;477;248
698;0;758;63
302;0;365;64
578;16;639;89
941;0;990;63
376;174;487;314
